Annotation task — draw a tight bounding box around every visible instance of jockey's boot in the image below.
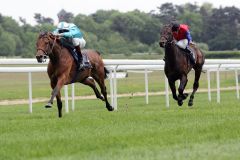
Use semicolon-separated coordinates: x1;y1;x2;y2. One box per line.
75;45;84;70
186;46;195;65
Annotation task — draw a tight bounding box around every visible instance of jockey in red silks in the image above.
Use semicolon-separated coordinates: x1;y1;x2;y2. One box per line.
172;23;195;64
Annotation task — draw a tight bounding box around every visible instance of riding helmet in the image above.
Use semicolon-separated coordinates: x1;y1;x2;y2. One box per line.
172;23;180;32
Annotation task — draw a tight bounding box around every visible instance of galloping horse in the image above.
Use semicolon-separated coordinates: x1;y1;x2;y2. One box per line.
159;24;205;106
36;32;113;117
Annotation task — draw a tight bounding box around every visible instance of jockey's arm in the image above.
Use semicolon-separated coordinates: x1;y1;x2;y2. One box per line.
186;31;192;45
61;28;82;38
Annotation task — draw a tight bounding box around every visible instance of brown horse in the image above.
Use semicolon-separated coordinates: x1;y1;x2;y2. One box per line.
36;32;113;117
159;24;205;106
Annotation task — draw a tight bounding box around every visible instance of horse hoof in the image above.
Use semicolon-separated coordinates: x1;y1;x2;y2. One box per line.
45;103;52;108
107;106;114;111
183;93;189;99
188;101;193;106
178;101;183;106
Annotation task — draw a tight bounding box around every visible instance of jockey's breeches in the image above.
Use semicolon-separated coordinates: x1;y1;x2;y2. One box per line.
176;39;188;49
72;38;86;48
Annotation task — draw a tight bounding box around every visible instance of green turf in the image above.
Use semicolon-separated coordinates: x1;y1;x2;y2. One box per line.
0;91;240;160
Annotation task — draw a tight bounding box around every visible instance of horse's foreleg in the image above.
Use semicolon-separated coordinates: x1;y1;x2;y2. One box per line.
56;92;62;117
168;79;178;101
45;80;57;108
46;76;66;117
188;68;202;106
178;75;189;100
45;87;57;108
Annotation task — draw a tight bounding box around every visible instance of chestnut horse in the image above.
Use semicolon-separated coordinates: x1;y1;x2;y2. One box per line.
36;32;113;117
159;24;205;106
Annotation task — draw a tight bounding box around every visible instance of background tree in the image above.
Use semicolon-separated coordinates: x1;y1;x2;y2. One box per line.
34;13;54;25
205;7;240;50
0;2;239;57
155;3;178;24
57;9;74;22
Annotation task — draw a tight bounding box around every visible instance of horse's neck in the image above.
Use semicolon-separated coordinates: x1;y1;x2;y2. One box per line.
49;44;62;64
165;44;179;63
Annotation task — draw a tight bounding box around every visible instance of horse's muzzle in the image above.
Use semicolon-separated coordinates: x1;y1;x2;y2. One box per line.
159;42;165;48
36;55;47;63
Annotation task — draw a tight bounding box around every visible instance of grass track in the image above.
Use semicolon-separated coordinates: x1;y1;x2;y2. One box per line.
1;91;240;160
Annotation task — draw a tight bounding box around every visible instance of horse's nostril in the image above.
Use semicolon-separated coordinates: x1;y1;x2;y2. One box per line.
159;42;164;47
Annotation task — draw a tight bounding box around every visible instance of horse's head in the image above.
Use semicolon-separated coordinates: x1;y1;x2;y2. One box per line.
36;32;57;63
159;24;174;48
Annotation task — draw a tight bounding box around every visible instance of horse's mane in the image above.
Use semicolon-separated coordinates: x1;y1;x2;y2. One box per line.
160;24;173;40
161;22;181;40
39;31;49;38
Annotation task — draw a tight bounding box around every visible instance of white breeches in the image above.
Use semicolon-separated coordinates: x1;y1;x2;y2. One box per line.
176;39;188;49
72;37;86;48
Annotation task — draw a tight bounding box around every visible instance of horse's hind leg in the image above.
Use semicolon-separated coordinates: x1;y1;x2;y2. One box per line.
46;76;66;117
93;74;114;111
168;79;178;101
81;77;104;101
188;67;202;106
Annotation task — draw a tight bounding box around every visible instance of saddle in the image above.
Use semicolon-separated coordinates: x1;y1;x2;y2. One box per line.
189;43;196;61
60;38;92;70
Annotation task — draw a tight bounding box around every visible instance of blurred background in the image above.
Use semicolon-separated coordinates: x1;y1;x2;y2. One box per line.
0;1;239;59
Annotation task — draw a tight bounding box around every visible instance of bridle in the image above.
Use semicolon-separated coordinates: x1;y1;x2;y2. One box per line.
37;34;57;57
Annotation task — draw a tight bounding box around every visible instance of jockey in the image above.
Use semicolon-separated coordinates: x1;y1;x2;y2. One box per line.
53;21;86;70
171;23;195;64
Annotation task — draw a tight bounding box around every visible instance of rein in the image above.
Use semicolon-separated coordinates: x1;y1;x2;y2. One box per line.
51;36;57;52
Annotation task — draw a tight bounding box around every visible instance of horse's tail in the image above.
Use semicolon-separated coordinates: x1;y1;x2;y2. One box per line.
104;67;109;79
96;50;108;79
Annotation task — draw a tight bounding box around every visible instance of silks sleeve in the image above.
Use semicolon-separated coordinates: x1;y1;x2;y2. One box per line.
186;31;192;44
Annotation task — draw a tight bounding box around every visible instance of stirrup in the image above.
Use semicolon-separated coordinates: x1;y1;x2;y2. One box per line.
78;63;84;70
84;61;92;69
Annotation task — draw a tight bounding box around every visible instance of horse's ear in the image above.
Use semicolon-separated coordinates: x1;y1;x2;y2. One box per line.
38;31;47;38
48;32;55;39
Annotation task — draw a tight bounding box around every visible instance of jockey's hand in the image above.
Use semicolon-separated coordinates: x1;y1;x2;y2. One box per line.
189;41;195;45
54;33;64;37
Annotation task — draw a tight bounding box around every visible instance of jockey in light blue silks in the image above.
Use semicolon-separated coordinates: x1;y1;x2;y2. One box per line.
53;21;86;70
